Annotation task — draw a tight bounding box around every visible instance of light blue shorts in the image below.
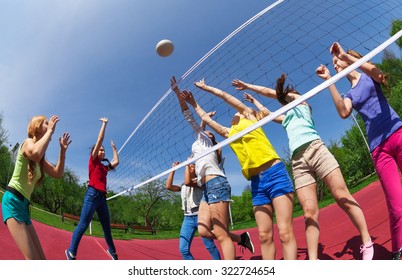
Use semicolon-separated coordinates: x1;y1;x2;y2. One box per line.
2;190;32;225
250;161;294;206
202;176;231;204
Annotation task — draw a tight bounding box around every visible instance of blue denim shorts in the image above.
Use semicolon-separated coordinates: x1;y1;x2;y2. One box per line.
202;176;231;204
2;190;32;225
250;161;294;206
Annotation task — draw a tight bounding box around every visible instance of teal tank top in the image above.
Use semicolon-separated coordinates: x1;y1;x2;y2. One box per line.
282;104;320;157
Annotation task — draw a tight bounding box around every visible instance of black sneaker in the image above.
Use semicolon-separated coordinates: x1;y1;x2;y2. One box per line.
392;250;401;260
65;249;76;260
238;232;255;254
107;249;118;260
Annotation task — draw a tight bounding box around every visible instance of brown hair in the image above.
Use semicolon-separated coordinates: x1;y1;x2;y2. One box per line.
27;116;46;185
347;49;390;91
275;73;300;105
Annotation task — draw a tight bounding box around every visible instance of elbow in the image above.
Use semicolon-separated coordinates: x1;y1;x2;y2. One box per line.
377;72;386;85
339;110;351;119
28;149;44;162
30;155;42;162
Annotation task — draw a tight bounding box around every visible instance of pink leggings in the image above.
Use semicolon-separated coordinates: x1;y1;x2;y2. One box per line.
372;128;402;253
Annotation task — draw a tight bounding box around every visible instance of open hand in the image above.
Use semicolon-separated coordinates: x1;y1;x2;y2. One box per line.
59;132;72;150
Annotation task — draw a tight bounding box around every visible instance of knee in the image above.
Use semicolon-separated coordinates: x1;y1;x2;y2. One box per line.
198;226;209;238
335;196;356;211
76;221;90;232
258;229;274;245
215;232;230;243
179;244;190;256
203;239;216;250
303;205;319;225
278;227;294;244
389;205;402;224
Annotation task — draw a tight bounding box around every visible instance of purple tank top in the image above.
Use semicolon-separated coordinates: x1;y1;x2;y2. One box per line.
345;73;402;152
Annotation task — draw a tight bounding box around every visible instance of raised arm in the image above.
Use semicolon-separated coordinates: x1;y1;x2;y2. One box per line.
92;117;108;160
23;115;59;162
200;111;216;131
171;75;206;136
233;77;302;104
181;90;230;138
232;79;277;99
166;161;181;192
171;76;189;113
183;163;198;187
330;42;384;84
109;140;119;170
316;64;353;119
43;132;72;178
243;93;284;124
194;78;253;117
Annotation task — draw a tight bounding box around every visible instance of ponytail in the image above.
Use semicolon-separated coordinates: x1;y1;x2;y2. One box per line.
275;73;300;105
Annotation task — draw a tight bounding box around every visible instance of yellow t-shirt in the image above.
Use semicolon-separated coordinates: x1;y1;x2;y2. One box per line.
229;118;279;180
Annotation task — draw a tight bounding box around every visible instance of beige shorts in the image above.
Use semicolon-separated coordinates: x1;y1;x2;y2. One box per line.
291;139;339;189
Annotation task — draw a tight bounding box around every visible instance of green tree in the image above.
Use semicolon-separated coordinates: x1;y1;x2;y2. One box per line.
378;50;402;94
0;113;7;147
131;178;175;227
31;168;84;214
0;113;11;188
390;19;402;50
231;189;254;223
337;116;374;186
0;145;12;188
107;193;136;225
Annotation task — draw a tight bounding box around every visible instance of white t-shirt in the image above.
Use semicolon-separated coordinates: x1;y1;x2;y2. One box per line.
183;110;225;186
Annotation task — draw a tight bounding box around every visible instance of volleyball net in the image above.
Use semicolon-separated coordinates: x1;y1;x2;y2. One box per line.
107;0;402;200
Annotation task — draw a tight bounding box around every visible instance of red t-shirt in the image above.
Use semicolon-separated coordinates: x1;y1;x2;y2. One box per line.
88;155;108;193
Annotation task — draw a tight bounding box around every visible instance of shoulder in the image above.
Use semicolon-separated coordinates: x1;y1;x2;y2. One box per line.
20;138;33;153
89;155;100;165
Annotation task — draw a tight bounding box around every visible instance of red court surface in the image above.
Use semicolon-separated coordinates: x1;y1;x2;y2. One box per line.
0;179;394;260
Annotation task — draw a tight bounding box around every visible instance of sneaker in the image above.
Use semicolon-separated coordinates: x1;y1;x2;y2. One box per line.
392;250;401;260
238;232;255;254
360;242;374;260
107;249;118;260
65;249;76;260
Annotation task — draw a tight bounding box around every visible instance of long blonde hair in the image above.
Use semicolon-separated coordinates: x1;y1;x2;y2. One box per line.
27;115;46;185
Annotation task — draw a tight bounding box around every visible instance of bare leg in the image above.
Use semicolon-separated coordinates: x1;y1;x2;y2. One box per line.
323;168;371;244
208;201;235;259
253;204;275;259
6;218;46;260
198;201;215;239
296;184;320;260
272;193;297;260
198;201;241;243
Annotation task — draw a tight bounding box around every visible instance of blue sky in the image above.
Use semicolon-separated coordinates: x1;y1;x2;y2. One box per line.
0;0;400;196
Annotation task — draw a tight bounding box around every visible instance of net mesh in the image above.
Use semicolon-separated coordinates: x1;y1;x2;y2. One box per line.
107;0;402;197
